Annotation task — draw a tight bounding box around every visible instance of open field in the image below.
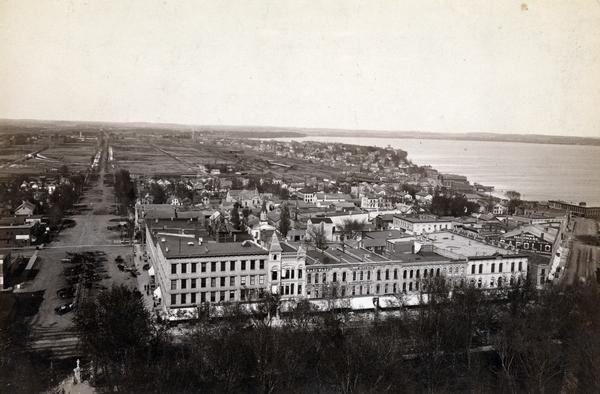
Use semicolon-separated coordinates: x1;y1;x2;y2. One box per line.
111;139;192;175
0;137;99;177
109;134;343;181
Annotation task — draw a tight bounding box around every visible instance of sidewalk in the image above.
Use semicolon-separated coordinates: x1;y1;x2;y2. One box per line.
132;244;155;313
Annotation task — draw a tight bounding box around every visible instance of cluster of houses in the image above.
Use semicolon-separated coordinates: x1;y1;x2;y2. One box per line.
137;180;570;321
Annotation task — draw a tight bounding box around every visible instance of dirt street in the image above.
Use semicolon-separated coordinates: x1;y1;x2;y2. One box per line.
562;217;600;286
24;147;137;332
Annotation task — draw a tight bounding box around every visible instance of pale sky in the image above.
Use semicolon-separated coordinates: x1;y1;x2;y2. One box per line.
1;1;599;137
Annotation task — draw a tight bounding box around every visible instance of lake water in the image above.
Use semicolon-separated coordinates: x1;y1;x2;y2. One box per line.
271;136;600;205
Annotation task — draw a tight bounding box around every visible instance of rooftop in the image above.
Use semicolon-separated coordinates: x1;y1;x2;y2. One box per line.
425;231;516;258
151;232;268;259
503;225;558;243
393;215;452;223
363;230;408;241
280;243;298;253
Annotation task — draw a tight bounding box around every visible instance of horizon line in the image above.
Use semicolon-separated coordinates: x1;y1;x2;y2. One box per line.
0;117;598;141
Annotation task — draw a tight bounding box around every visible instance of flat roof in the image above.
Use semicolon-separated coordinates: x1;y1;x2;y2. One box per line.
151;232;267;259
363;230;408;241
393;216;452;223
425;231;516;258
306;244;450;266
387;251;450;263
147;219;207;231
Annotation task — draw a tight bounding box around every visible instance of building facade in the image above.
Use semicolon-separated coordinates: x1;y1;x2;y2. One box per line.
393;215;453;235
145;227;306;318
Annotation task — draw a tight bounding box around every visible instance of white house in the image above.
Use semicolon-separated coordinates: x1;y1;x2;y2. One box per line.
14;201;36;216
392;215;453;235
306;217;336;242
492;203;508;215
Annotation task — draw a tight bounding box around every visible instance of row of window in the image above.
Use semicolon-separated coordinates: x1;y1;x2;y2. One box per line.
307;280;443;297
470;261;524;275
170;275;266;290
306;266;456;284
307;274;524;298
271;268;303;281
170;285;303;306
471;276;521;288
280;284;302;296
170;259;266;275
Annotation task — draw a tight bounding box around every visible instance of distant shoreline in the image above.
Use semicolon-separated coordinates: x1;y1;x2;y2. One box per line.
1;118;599;147
273;132;600;148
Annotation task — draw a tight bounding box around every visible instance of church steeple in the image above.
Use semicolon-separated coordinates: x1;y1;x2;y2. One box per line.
269;232;283;253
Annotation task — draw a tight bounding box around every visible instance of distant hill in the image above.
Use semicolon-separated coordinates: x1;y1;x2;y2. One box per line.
298;129;600;146
0;119;598;146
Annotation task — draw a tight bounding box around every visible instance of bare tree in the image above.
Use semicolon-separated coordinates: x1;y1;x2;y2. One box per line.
307;224;328;250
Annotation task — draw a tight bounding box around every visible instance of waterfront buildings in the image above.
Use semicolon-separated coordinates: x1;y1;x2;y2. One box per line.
548;200;600;219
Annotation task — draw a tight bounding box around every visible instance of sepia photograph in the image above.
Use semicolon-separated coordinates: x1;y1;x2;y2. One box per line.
1;1;599;393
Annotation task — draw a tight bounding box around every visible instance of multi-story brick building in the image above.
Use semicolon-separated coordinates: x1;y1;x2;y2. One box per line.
303;231;528;300
145;227;306;320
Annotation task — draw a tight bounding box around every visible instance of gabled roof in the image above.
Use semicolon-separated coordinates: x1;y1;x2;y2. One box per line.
16;201;36;211
502;225;557;243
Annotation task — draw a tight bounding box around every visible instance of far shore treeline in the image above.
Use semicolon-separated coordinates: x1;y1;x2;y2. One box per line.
1;119;600;147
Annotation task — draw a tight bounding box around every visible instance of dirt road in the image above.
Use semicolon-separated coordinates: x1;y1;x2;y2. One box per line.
562;217;600;286
24;141;140;357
